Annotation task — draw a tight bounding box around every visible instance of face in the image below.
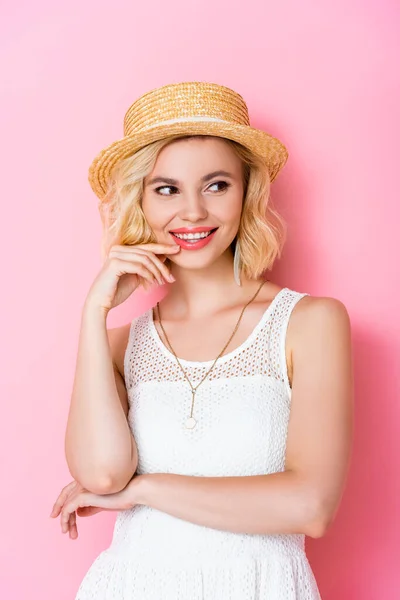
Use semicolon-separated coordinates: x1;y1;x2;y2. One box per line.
141;136;244;270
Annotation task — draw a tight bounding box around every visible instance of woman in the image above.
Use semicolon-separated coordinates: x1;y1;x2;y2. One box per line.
50;82;353;599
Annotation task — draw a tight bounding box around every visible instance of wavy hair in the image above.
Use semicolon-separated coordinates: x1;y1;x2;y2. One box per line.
97;135;287;279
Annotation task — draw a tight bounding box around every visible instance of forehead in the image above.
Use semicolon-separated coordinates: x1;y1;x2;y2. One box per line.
150;136;243;177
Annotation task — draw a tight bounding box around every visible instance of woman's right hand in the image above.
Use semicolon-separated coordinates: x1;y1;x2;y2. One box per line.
85;242;181;312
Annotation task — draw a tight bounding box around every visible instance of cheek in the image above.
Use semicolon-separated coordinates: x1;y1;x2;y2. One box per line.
151;208;174;231
216;194;243;224
141;198;166;229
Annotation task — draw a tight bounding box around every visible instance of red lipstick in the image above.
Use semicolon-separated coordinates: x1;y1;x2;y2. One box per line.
169;227;218;251
169;226;216;233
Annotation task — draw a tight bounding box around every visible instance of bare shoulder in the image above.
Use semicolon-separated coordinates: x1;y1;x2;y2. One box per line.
286;294;352;380
290;293;351;338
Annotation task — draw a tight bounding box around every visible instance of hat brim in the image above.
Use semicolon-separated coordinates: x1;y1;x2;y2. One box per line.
88;120;289;199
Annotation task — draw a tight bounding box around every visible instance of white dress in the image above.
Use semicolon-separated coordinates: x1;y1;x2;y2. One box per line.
75;287;322;600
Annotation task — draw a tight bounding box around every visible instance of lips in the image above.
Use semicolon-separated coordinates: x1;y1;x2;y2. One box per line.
169;227;217;234
168;227;218;251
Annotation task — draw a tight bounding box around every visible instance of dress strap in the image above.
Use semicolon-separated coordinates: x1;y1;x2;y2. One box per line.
268;289;309;396
123;316;139;391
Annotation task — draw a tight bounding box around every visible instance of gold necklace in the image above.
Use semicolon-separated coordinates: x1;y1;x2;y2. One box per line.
155;279;266;429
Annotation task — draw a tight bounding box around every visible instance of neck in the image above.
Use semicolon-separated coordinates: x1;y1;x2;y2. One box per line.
160;251;265;319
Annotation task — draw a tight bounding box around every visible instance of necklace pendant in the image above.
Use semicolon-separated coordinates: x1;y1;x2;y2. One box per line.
185;416;197;429
156;280;266;434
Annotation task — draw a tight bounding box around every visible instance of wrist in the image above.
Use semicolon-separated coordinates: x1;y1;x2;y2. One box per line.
130;474;151;506
82;298;109;320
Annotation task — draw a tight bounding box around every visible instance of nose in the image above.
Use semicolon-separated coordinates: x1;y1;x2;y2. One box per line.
178;191;208;222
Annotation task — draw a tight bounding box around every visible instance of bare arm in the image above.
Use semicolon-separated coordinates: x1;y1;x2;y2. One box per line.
133;296;354;538
65;303;138;494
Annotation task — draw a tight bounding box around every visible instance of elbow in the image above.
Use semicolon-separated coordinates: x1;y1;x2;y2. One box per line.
85;475;129;495
65;448;138;495
69;468;136;495
305;495;334;539
306;515;330;539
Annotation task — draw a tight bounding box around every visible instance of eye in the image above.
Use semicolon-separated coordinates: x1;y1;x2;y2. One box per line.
208;180;231;192
154;185;179;196
154;180;231;196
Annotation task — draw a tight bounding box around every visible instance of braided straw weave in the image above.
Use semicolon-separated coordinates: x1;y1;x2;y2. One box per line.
88;81;289;199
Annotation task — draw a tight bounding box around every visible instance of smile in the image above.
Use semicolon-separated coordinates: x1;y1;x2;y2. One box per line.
172;230;215;240
169;227;218;250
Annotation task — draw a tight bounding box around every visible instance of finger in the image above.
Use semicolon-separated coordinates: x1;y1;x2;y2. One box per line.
111;253;165;285
50;481;77;517
122;249;176;283
109;247;169;263
111;250;175;284
60;494;92;533
127;254;166;285
69;511;78;539
110;243;180;256
111;258;160;286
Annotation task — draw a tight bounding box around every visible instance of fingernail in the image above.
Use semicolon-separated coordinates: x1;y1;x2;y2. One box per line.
168;274;176;282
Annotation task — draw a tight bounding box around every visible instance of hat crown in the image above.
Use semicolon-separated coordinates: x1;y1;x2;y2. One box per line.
123;82;251;136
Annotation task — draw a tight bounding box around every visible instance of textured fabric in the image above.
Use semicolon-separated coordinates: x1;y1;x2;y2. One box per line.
75;287;322;599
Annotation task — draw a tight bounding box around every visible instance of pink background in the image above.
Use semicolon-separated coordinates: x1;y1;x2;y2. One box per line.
1;1;399;598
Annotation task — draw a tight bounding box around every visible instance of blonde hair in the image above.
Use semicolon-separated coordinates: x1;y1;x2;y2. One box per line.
98;135;287;279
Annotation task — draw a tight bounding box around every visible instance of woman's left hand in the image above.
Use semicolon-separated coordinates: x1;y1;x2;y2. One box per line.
50;478;139;539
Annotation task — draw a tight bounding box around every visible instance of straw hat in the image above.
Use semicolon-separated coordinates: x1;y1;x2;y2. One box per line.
88;81;289;199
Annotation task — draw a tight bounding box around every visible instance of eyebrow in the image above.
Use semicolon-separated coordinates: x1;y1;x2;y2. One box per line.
145;170;234;187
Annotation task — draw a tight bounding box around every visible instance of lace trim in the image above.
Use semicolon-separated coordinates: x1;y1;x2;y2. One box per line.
124;288;309;391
